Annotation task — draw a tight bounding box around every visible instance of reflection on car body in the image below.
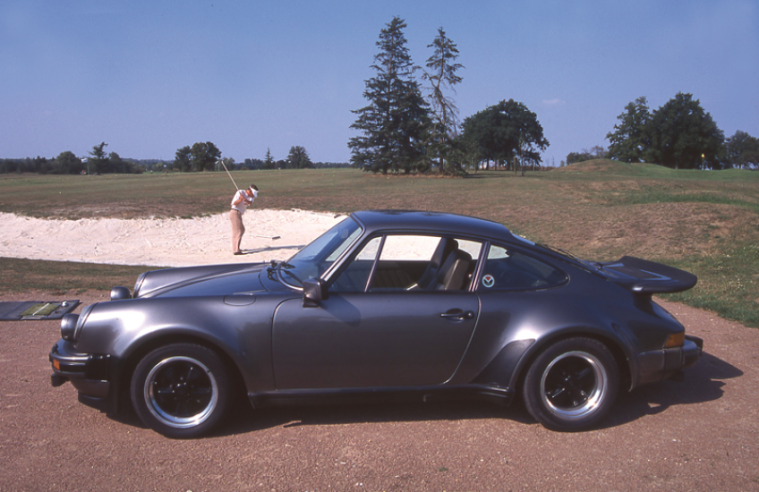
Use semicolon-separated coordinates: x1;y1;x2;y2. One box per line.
50;210;702;438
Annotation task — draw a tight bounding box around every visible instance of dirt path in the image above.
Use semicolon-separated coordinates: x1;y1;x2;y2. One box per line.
1;291;757;491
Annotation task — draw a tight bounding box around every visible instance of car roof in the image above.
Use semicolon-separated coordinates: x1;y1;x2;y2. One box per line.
350;210;513;240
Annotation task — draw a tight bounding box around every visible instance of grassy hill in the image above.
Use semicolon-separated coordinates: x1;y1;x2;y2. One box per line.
1;161;757;326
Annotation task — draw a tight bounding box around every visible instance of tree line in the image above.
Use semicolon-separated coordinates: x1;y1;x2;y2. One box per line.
349;17;549;176
0;142;142;175
0;142;349;175
567;94;758;170
172;143;349;172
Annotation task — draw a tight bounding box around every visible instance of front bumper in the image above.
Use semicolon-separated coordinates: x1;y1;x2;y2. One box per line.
635;335;703;386
49;339;111;410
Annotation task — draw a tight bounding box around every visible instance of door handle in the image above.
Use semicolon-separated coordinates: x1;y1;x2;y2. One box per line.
440;310;475;320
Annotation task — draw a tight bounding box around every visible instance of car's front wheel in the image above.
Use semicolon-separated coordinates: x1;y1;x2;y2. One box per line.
131;343;230;438
523;337;619;431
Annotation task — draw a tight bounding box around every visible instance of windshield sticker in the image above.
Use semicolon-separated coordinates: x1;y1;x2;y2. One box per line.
482;274;495;288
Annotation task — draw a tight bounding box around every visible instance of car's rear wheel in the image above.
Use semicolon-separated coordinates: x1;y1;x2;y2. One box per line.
523;337;619;431
131;343;230;438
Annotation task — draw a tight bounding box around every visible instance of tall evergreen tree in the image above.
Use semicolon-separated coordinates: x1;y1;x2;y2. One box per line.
349;17;430;174
606;96;651;163
422;27;464;174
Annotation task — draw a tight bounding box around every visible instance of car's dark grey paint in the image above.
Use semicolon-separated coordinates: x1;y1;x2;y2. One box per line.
50;210;702;437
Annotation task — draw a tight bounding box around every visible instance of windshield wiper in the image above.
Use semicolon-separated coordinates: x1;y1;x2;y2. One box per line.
266;260;302;284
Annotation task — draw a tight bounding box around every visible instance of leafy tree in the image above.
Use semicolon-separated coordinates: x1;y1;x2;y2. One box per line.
461;99;549;172
725;130;759;169
174;146;192;172
349;16;430;174
644;93;724;169
108;152;128;173
55;151;84;174
218;157;236;172
287;146;313;169
606;97;651;163
89;142;109;174
189;141;221;172
422;27;464;174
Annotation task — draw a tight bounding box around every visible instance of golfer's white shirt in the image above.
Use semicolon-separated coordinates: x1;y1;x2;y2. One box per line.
231;190;255;214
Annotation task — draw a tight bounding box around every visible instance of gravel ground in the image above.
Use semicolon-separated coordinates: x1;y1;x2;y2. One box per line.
1;293;758;492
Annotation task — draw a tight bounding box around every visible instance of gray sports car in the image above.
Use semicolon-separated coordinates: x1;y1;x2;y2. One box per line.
49;210;702;438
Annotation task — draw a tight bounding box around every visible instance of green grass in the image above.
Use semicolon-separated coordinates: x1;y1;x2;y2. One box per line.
0;257;157;294
1;161;758;327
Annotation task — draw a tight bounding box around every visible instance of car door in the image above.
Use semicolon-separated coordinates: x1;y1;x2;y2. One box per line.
271;234;482;390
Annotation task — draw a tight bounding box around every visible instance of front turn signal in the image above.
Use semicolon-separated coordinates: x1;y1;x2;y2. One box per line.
664;332;685;348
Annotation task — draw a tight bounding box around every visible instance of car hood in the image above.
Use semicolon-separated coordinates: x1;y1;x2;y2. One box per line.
133;262;273;298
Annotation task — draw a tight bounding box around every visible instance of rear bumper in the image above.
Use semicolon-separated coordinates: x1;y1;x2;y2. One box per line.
634;335;703;386
49;339;112;411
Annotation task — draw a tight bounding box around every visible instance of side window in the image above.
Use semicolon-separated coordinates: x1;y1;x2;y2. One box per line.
330;237;382;292
478;244;566;291
331;235;482;293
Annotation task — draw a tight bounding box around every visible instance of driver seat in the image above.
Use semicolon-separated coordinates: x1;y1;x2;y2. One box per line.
432;247;472;291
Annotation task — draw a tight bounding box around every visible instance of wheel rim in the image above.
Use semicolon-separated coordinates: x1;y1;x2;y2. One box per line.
143;356;219;429
540;350;608;420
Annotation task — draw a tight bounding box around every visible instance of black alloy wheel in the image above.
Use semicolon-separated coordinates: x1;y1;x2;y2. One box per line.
523;337;619;431
131;343;230;438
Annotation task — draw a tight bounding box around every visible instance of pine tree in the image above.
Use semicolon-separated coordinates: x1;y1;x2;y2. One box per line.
349;17;430;174
422;27;464;174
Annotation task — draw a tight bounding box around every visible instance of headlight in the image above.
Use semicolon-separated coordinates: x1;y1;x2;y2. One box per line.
60;304;95;342
60;314;79;341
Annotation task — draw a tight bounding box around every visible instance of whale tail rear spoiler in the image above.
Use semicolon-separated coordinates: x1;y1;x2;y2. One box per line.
597;256;697;294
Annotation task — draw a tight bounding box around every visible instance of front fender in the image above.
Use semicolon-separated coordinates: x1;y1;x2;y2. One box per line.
73;296;289;394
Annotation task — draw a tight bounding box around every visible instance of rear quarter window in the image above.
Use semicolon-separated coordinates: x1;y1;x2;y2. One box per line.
478;245;567;291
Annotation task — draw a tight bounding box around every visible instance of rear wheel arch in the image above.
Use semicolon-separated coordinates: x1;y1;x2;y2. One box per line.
517;333;627;431
510;331;630;400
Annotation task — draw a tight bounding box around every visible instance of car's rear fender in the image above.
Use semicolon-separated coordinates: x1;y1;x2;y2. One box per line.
504;327;633;395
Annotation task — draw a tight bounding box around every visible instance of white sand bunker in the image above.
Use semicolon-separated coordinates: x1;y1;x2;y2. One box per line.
0;210;346;268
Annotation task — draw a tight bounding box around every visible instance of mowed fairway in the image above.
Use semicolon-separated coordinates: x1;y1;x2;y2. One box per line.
1;160;757;326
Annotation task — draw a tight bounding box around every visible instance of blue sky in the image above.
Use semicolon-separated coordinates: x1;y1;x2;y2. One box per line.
2;0;757;166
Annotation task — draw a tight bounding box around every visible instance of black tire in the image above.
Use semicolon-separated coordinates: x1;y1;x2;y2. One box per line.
130;343;230;439
523;337;619;431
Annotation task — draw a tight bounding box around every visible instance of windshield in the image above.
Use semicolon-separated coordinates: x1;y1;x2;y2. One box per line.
276;216;362;288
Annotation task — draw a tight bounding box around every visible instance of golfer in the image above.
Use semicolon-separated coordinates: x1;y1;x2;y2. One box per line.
229;184;259;255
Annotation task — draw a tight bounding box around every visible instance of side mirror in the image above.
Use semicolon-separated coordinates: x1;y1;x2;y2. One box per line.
302;278;328;307
110;286;132;301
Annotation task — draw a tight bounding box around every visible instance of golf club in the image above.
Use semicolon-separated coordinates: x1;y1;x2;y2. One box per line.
219;159;239;190
220;160;277;240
